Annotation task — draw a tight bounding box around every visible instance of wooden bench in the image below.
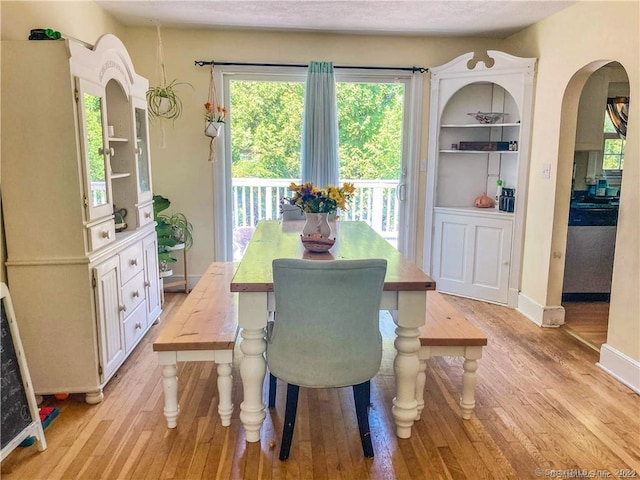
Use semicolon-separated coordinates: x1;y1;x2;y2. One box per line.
153;262;239;428
416;291;488;420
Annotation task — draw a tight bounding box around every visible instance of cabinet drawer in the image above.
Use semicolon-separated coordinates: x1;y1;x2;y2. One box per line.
123;302;147;352
137;203;154;228
88;219;116;252
121;271;145;315
120;241;144;284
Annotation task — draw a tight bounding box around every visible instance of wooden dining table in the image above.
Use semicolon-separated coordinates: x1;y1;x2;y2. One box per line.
230;220;435;442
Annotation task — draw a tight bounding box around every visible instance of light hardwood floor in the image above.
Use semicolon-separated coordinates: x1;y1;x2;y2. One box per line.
562;301;609;351
2;293;638;479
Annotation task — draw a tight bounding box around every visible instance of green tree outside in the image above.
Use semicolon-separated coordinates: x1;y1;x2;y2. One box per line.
85;93;106;182
229;80;404;181
230;81;303;179
603;112;625;170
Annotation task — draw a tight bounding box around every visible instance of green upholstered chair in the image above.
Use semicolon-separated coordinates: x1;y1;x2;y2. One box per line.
267;258;387;460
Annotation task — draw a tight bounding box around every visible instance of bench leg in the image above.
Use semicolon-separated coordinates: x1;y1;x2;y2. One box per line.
217;363;233;427
415;357;427;421
460;358;478;420
161;363;180;428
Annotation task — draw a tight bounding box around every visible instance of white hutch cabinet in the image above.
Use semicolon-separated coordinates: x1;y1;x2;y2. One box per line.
1;34;161;403
424;51;536;306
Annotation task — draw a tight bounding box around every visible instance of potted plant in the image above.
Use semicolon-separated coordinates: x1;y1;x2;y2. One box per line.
146;79;191;122
204;101;228;137
146;25;192;123
153;194;193;274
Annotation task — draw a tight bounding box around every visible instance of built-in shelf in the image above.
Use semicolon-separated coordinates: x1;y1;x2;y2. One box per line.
440;149;518;154
425;50;536;307
434;206;515;218
440;122;520;128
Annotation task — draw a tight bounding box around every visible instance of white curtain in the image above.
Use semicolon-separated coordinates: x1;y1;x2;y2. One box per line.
300;61;340;187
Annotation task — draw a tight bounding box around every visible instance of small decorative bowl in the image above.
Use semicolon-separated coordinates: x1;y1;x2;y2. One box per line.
300;235;335;253
467;112;506;124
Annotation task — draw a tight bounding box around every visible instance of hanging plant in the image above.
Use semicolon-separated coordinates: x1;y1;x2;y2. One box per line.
205;64;226;161
146;25;192;146
147;79;190;121
204;101;227;137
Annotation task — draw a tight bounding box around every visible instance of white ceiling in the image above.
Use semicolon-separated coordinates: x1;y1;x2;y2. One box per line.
96;0;576;38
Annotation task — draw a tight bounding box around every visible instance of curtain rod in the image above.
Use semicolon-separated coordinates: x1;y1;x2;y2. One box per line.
194;60;427;73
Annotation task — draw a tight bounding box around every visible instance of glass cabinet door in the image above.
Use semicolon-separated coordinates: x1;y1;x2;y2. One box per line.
78;79;112;221
134;104;152;202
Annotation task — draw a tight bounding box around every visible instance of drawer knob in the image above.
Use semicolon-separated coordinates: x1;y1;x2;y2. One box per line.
144;211;152;218
132;290;140;298
130;258;138;266
102;230;111;239
144;281;151;287
119;304;126;312
135;322;142;330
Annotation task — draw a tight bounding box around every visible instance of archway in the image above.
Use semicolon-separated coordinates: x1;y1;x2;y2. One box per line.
555;61;630;350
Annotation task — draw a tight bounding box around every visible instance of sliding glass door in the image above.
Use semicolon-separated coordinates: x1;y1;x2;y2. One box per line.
213;66;421;261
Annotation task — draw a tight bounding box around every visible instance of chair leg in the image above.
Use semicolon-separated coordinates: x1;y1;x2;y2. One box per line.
353;380;374;458
279;384;300;461
268;373;277;409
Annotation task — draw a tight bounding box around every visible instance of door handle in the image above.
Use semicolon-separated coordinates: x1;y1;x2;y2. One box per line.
397;183;406;202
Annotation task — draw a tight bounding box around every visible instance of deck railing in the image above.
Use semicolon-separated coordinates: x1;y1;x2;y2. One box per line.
232;178;400;242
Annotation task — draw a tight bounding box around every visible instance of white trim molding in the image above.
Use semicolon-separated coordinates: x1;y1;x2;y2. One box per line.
517;292;565;327
598;344;640;394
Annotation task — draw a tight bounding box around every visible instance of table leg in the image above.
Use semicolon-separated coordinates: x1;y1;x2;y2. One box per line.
161;363;180;428
217;363;233;426
239;327;267;442
392;325;420;438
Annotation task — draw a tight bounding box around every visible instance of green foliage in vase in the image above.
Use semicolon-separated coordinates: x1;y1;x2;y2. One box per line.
285;182;355;214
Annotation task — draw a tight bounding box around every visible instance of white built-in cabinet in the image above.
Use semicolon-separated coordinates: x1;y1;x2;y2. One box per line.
432;209;513;304
424;51;536;306
1;34;161;403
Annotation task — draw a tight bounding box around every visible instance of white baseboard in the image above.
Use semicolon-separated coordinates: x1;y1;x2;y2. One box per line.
597;344;640;394
517;292;565;327
507;288;519;308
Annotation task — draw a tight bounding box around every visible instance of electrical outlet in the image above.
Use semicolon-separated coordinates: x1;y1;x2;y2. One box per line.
542;163;551;179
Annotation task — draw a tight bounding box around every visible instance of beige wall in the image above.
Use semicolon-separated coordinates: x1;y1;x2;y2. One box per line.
505;1;639;361
1;1;125;43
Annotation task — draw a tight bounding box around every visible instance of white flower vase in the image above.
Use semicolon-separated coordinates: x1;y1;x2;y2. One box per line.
302;212;331;238
205;120;223;138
